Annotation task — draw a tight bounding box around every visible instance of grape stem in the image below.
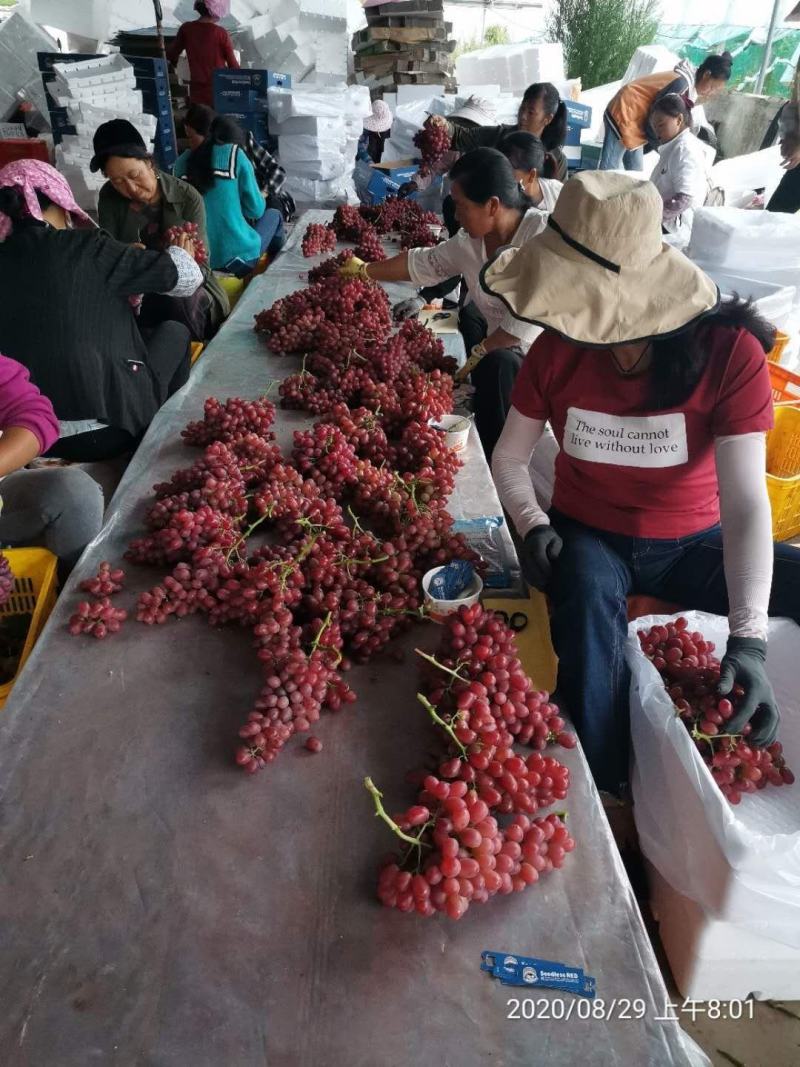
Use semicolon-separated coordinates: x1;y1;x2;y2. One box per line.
417;694;466;756
415;648;468;684
364;777;427;847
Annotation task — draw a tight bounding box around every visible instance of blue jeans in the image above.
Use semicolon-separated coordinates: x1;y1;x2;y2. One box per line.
548;511;800;794
598;120;644;171
224;208;285;276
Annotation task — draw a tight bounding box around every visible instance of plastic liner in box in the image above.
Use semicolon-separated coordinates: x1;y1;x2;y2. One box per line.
0;236;709;1066
628;610;800;946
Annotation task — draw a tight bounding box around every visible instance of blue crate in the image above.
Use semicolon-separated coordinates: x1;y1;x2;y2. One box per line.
214;69;291;96
564;99;592;129
37;51;101;72
214;86;271;114
564;124;583;148
122;54;169;82
222;110;270;144
368;164;419;204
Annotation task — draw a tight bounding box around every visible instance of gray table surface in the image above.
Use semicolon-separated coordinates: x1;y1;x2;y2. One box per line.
0;217;706;1067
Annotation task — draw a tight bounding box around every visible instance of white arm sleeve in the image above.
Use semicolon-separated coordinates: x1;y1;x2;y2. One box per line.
163;245;203;297
491;407;549;536
715;432;773;641
407;232;470;287
496;311;542;352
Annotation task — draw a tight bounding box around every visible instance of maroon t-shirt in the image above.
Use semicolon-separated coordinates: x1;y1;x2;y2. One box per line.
510;326;774;539
168;21;238;106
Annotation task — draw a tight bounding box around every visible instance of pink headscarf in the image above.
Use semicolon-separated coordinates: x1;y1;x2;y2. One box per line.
196;0;230;17
0;159;94;241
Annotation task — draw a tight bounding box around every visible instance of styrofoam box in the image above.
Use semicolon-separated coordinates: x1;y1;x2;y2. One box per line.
702;269;795;331
271;116;344;137
648;863;800;1002
629;614;800;936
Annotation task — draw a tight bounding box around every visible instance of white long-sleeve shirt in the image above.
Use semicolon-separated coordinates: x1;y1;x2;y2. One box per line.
406;205;555;347
651;128;709;238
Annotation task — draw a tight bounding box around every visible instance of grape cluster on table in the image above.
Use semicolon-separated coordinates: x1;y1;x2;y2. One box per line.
368;603;577;920
639;618;794;804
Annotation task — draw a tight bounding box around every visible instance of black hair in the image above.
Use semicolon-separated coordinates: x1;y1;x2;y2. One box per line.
449;148;534;212
194;2;212;17
696;50;733;84
185;114;245;194
499;132;545;176
184;102;215;138
0;186;53;230
651;93;690;123
650;299;775;410
521;82;567;151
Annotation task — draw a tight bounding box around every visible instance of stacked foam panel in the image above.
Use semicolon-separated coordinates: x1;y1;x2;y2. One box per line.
353;0;455;93
45;55;159;212
455;41;564;94
268;84;371;207
230;0;348;86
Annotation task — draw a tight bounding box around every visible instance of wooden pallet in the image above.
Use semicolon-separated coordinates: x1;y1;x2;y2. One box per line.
353;25;451;47
355;38;455;58
368;0;444;16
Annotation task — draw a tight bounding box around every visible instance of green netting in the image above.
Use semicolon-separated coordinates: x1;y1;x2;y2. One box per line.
655;23;800;98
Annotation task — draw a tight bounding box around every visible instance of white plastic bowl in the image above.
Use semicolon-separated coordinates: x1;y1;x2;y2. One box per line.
429;413;472;452
422;565;483;620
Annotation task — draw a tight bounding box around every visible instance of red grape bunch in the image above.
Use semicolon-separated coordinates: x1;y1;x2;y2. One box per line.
301;222;337;258
163;222;208;265
80;561;126;597
68;598;127;639
639;618;794;804
413;119;451;178
0;552;14;608
354;223;387;263
181;396;276;447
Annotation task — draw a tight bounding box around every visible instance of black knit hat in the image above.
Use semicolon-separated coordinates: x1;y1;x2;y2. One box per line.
90;119;150;173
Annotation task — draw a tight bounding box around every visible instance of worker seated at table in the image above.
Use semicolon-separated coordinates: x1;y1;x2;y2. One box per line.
174;105;285;277
340;148;550;460
92;119;229;341
0;351;103;582
0;159;201;463
485;170;800;799
649;94;710;244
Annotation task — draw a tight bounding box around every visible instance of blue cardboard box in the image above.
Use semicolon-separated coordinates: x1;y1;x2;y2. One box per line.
564;100;592;129
214;69;291;113
223;110;270;144
367;162;419;204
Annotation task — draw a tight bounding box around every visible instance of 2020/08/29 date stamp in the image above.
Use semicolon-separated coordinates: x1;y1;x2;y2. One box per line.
507;998;755;1022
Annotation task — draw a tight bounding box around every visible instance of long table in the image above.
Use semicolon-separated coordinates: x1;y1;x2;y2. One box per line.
0;216;707;1067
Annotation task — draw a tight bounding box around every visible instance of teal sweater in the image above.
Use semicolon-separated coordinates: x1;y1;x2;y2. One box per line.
174;143;265;270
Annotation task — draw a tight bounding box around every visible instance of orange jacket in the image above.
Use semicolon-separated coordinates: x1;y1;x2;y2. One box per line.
606;68;694;150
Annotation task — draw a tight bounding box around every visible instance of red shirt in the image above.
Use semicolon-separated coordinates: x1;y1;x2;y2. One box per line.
510;326;774;538
168;21;238;106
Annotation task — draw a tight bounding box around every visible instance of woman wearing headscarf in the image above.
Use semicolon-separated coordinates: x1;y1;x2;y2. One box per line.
0;160;201;462
167;0;239;108
92;119;229;339
485;171;799;797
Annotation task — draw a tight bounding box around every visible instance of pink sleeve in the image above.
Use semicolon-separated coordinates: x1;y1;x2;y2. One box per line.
0;354;59;452
510;334;552;420
712;329;774;438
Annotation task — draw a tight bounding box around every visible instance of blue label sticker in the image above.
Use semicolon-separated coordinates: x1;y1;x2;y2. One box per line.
482;951;596;998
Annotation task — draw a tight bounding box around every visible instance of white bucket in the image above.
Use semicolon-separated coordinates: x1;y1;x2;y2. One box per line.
422;565;483;620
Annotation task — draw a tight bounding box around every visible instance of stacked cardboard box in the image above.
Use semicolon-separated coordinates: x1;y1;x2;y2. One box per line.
353;0;454;93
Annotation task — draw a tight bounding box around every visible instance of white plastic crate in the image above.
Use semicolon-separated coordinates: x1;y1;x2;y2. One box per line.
648;863;800;1002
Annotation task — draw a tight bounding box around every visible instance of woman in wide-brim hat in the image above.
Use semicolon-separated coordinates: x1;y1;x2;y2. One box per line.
486;170;800;798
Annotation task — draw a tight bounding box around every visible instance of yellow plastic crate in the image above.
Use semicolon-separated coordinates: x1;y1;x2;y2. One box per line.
190;342;204;366
766;405;800;541
0;548;58;708
768;330;790;365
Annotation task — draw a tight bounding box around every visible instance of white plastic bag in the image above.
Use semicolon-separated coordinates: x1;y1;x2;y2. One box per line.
627;611;800;946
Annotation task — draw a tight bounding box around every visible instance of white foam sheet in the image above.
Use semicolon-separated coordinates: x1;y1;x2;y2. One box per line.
629;611;800;942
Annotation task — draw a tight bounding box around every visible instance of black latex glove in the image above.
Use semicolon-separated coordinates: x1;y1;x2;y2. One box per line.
397;181;418;199
718;636;780;747
520;525;563;591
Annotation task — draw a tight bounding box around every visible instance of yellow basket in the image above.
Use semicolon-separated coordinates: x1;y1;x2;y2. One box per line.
190;341;204;366
219;274;246;310
0;548;58;708
766;405;800;541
